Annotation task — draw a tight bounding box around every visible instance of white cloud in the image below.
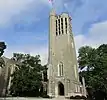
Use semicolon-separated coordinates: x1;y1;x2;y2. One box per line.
0;0;50;26
74;20;107;51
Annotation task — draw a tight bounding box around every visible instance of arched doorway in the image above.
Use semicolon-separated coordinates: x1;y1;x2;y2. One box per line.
58;82;64;96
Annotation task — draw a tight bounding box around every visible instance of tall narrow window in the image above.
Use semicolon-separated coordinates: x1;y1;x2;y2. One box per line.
58;62;63;76
58;19;60;23
56;20;58;36
61;18;63;34
65;18;67;24
61;18;63;26
65;18;67;34
61;18;63;23
56;27;58;36
62;30;63;34
58;19;60;35
56;20;57;24
61;62;63;76
65;26;67;32
59;64;61;76
58;64;59;76
59;30;61;35
56;31;58;36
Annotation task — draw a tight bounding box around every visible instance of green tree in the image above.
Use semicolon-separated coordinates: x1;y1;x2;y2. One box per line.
78;44;107;95
90;44;107;91
0;42;6;57
78;46;96;71
10;53;44;97
0;42;6;67
78;46;96;86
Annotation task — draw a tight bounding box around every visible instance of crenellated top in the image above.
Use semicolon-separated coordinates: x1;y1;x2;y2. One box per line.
50;9;72;20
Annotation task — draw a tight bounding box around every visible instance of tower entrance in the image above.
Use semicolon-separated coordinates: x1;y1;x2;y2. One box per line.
58;82;64;96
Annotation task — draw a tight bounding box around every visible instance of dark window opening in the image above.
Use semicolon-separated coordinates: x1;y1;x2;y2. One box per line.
56;20;57;24
56;27;57;31
62;30;63;34
61;18;63;22
65;18;67;22
59;31;61;35
61;26;63;29
58;19;60;23
65;18;67;24
61;18;63;34
66;25;67;34
61;23;63;29
56;32;58;36
56;26;57;35
59;26;60;31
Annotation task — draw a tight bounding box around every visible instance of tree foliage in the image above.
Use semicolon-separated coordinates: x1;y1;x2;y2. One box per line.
78;46;96;71
10;53;45;97
78;44;107;99
0;42;6;57
0;42;6;67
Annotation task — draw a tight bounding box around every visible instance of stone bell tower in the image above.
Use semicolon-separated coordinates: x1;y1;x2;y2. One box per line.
47;9;86;98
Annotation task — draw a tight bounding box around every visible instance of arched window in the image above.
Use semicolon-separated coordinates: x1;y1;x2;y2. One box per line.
58;62;63;76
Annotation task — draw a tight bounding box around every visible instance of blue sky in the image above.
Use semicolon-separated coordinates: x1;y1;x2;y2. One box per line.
0;0;107;64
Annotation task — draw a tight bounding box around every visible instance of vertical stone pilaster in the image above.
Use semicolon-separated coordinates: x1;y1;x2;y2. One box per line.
82;77;87;97
55;83;58;97
64;80;68;97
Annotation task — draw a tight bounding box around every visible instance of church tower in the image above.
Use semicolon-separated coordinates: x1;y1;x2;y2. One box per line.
47;9;86;98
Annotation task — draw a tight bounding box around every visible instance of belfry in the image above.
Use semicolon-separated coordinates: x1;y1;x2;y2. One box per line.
47;9;86;98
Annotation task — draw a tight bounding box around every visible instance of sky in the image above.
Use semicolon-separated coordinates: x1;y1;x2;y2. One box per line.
0;0;107;65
